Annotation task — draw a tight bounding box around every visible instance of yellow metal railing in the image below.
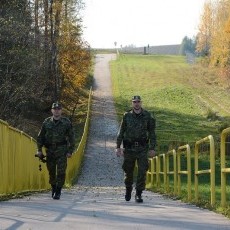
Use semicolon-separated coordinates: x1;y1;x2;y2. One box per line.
0;122;49;195
0;88;92;196
166;149;177;194
146;156;158;189
65;88;92;185
158;153;167;190
221;127;230;207
194;135;215;205
177;144;191;201
146;130;230;206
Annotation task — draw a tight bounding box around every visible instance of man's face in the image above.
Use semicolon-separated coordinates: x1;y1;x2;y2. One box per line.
132;100;142;110
51;108;62;118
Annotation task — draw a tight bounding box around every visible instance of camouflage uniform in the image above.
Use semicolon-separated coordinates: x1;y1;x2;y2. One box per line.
116;108;156;193
37;116;75;188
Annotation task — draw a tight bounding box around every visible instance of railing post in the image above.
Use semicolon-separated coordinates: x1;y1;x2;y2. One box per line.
221;127;230;207
158;154;166;189
177;144;191;201
166;149;177;194
194;142;199;202
194;135;215;205
155;156;159;187
163;154;167;191
166;153;169;192
146;158;153;188
0;120;9;195
209;135;215;205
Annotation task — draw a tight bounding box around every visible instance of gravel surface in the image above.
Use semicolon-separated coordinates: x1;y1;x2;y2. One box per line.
75;53;124;188
0;54;230;230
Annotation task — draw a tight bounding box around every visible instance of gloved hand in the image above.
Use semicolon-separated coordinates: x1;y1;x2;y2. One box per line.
149;150;156;158
66;153;72;158
115;148;124;157
36;151;44;159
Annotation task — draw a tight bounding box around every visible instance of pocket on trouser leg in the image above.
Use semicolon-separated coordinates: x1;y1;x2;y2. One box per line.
122;161;135;187
46;157;57;185
137;157;149;175
56;155;67;187
122;159;135;173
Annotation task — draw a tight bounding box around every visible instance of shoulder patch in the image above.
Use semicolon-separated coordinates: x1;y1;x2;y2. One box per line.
61;117;72;124
142;109;150;115
124;109;132;116
44;117;52;123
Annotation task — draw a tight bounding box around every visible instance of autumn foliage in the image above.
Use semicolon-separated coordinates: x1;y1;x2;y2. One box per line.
196;0;230;81
59;21;91;115
0;0;92;136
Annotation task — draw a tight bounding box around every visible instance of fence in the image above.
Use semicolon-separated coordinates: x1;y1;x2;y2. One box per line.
221;127;230;207
194;135;215;205
177;144;191;201
65;88;92;185
0;88;92;196
121;44;181;55
146;127;230;208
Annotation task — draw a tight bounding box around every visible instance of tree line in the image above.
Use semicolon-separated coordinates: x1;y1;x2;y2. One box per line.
196;0;230;81
0;0;91;134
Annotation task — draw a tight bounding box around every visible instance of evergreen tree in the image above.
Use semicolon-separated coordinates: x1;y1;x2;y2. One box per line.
0;0;39;122
179;36;196;55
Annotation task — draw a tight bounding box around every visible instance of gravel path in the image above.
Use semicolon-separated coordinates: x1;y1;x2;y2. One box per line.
0;54;230;230
75;53;124;188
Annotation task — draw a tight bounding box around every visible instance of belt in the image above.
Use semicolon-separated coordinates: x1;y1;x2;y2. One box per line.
45;141;67;148
124;140;147;148
132;141;146;148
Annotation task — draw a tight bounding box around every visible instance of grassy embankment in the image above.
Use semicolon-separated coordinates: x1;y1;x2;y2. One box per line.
110;54;230;217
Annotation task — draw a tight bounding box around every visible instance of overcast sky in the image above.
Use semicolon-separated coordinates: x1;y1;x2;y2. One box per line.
81;0;207;48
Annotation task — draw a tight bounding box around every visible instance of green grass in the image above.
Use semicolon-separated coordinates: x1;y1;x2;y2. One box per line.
110;54;230;150
110;54;230;218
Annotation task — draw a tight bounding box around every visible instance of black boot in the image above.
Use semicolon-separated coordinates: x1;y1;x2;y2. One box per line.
51;184;56;198
135;190;143;203
125;187;132;201
53;186;62;200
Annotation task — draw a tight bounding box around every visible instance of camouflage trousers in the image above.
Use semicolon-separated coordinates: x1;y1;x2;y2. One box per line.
122;147;148;192
46;146;68;188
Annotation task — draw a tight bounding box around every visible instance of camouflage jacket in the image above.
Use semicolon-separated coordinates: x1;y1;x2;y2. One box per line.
37;116;75;153
116;109;156;150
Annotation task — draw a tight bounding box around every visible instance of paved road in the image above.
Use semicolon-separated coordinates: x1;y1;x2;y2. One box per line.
0;54;230;230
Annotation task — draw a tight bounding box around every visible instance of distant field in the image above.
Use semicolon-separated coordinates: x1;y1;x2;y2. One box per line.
110;54;230;151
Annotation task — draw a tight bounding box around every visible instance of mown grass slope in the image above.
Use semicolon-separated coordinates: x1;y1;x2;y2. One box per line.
110;54;230;217
110;54;230;151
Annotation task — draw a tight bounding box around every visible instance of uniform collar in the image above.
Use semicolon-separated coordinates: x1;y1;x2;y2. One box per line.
131;108;143;115
51;116;62;122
